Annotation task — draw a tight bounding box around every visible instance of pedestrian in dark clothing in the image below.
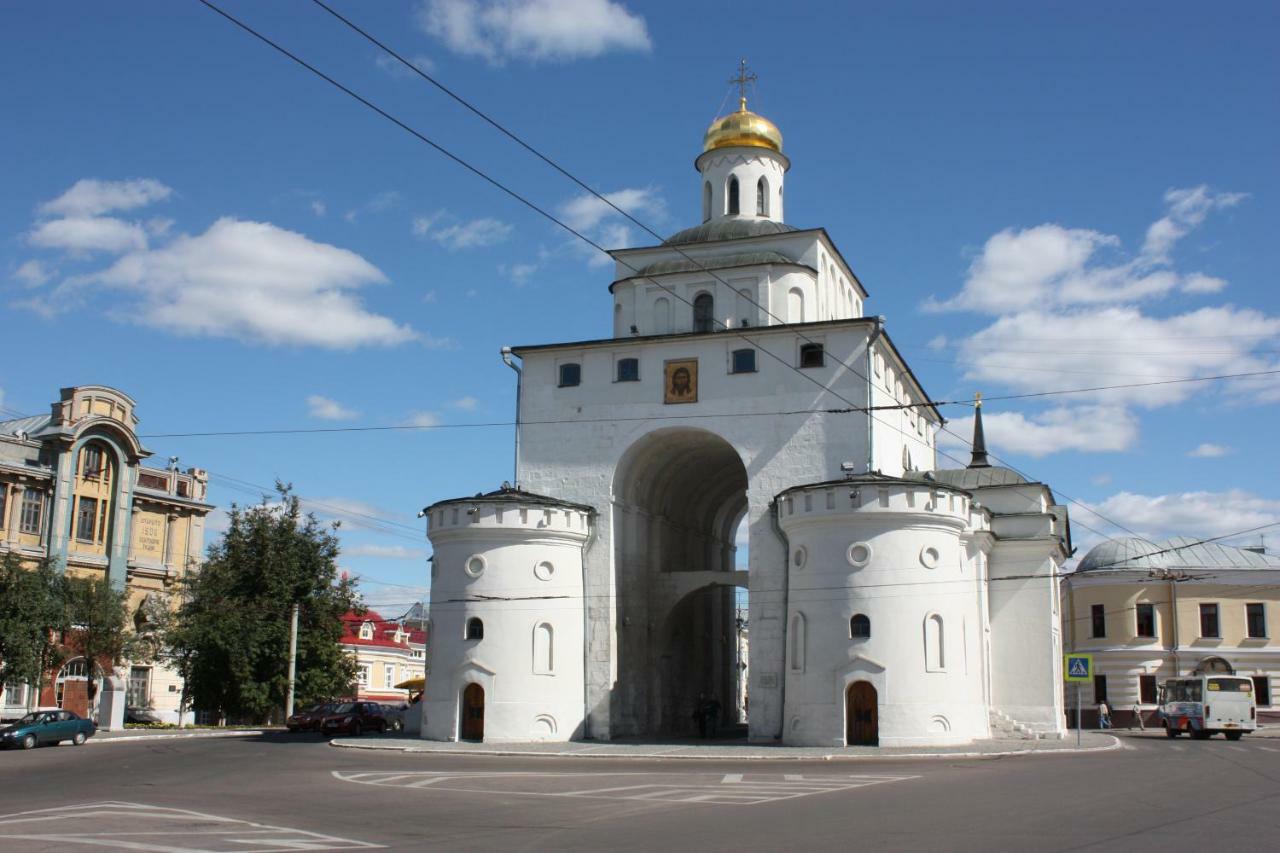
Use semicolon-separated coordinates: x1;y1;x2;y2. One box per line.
706;697;722;739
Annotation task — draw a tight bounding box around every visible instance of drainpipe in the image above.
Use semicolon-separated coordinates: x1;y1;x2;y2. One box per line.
580;509;599;739
501;347;521;486
770;496;790;742
1168;578;1180;676
865;318;884;474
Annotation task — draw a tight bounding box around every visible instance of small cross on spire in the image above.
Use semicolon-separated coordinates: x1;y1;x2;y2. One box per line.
729;59;757;111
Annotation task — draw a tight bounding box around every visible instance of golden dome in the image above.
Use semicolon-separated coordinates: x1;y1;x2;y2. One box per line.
703;98;783;154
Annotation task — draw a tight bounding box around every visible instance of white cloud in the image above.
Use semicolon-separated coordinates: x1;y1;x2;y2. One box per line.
80;218;416;348
1091;473;1112;486
412;211;444;236
1187;442;1232;458
450;396;479;411
307;394;360;421
926;334;948;351
501;262;537;284
929;186;1245;314
39;178;172;218
375;52;435;76
430;217;513;250
29;216;149;253
344;190;400;223
417;0;651;63
344;544;428;560
405;411;441;427
311;200;326;217
941;405;1138;458
14;260;52;287
560;187;663;232
1082;489;1280;545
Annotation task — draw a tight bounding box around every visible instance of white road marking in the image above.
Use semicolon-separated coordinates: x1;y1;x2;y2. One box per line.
1255;746;1278;753
1227;745;1248;752
0;801;381;852
332;770;918;807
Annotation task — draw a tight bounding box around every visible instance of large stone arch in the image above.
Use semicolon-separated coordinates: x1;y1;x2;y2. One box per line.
611;428;748;736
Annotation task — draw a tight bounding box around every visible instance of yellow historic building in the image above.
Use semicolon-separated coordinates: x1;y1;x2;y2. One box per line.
0;385;212;723
1063;536;1279;727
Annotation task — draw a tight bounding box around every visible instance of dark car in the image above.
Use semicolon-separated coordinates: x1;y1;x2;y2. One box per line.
320;702;388;737
286;703;338;733
1;710;96;749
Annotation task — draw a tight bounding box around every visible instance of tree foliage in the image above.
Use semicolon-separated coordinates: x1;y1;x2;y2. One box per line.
171;483;359;724
64;574;128;703
0;553;68;703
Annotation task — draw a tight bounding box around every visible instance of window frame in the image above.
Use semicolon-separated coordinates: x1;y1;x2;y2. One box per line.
1198;602;1221;639
730;348;757;374
1139;674;1157;705
20;487;43;534
798;343;825;369
465;617;484;641
850;614;870;639
1094;673;1108;704
727;175;740;216
1252;675;1272;706
557;362;581;388
615;357;640;383
1135;602;1156;639
1090;603;1106;638
692;292;715;333
1246;602;1267;639
384;663;395;687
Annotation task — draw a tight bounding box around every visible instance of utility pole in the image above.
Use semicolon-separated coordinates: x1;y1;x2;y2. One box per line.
285;603;300;720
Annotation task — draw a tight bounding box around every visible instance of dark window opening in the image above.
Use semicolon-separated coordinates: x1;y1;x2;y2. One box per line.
731;348;757;374
702;181;712;223
75;497;98;543
1094;674;1108;704
1139;675;1157;705
799;343;825;369
727;176;739;215
558;363;581;388
616;358;639;382
81;445;104;480
693;292;715;333
20;488;43;534
1090;604;1106;638
1199;603;1220;638
756;177;767;216
1135;603;1155;638
1246;602;1267;638
850;614;870;639
465;618;484;640
1253;676;1272;706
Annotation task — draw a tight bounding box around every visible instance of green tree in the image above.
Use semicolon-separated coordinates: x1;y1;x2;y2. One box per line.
172;483;359;724
64;575;128;711
0;553;68;708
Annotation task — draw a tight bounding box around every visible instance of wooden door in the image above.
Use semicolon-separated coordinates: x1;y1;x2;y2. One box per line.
461;684;485;741
846;681;878;746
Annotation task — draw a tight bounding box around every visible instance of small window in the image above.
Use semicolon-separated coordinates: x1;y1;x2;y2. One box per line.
1090;604;1106;638
558;363;581;387
75;497;98;543
357;665;370;687
702;181;712;222
730;348;756;374
465;617;484;640
1199;603;1220;638
20;488;43;534
1094;674;1108;704
616;358;639;382
756;176;768;216
693;292;715;333
81;445;104;480
384;663;395;686
1246;603;1267;638
727;176;740;215
1253;676;1272;706
1139;674;1157;705
799;343;824;368
850;614;870;639
359;622;373;640
1135;603;1155;638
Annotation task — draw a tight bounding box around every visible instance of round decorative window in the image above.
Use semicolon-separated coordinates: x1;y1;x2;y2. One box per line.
919;546;941;569
847;542;872;568
534;560;555;581
792;547;807;569
464;555;486;578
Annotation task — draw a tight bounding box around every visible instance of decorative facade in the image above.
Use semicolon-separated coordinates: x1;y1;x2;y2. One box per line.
1063;537;1279;727
339;609;427;704
0;385;212;724
421;82;1072;746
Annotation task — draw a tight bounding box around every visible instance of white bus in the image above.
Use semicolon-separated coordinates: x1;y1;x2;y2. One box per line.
1158;675;1257;740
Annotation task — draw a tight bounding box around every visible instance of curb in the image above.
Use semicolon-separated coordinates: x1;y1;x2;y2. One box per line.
90;729;269;744
327;734;1123;762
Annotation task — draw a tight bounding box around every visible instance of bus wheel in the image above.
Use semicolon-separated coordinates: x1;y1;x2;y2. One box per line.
1225;731;1243;741
1164;725;1179;739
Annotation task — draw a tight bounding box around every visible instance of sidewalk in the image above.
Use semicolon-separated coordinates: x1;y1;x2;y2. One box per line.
329;731;1121;761
89;728;272;744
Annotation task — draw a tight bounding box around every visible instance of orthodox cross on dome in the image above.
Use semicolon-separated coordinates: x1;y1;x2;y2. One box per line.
729;58;757;111
968;392;991;469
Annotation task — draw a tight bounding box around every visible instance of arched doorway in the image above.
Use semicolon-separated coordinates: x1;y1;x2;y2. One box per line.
613;428;748;737
846;681;878;746
460;683;485;741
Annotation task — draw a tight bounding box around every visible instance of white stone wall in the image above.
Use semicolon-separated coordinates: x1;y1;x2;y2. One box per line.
423;498;591;742
695;148;788;223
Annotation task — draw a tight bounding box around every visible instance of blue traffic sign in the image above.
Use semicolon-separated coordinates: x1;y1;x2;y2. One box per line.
1064;654;1093;682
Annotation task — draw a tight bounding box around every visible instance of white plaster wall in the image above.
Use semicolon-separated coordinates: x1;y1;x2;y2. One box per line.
779;482;990;746
695;148;787;222
423;502;590;742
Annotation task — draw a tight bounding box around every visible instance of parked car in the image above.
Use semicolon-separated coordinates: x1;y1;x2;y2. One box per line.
286;703;339;733
319;702;388;737
1;710;96;749
126;707;164;725
380;703;407;732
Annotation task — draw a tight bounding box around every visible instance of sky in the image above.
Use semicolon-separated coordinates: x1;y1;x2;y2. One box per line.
2;0;1277;615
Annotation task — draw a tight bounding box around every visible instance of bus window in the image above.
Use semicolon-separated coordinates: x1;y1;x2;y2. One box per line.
1187;682;1202;702
1208;678;1252;692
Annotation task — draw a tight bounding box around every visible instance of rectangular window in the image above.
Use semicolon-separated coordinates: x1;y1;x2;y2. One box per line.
3;682;26;707
384;664;395;687
1135;603;1156;638
1090;604;1106;638
799;343;825;369
20;488;43;534
75;497;98;543
730;348;757;374
1139;675;1157;705
1094;674;1108;704
615;358;639;382
0;486;6;530
1246;603;1267;638
1253;676;1272;706
127;667;150;708
357;665;370;687
558;363;581;388
1199;603;1220;638
82;445;104;480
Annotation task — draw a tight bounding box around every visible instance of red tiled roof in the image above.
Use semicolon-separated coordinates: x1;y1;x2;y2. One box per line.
340;610;427;650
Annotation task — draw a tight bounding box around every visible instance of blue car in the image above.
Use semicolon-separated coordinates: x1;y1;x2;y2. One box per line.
0;709;96;749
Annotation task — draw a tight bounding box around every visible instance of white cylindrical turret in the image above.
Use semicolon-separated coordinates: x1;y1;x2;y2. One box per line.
695;97;790;225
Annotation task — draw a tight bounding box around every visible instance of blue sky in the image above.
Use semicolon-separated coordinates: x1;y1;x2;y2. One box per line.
3;1;1277;613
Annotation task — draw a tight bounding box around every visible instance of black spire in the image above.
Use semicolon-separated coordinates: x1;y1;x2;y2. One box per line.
969;392;991;469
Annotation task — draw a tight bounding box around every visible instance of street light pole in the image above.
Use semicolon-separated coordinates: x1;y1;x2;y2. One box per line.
285;603;300;720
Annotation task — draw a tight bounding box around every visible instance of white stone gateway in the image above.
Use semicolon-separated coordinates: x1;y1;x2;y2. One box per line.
421;76;1071;746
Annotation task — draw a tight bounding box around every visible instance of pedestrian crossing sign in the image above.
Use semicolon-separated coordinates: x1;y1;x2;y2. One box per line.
1064;654;1093;682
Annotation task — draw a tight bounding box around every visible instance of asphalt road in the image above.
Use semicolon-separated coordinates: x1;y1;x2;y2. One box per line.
1;732;1277;851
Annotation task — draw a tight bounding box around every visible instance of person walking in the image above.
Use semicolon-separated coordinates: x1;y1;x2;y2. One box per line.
1098;700;1112;730
1131;703;1144;731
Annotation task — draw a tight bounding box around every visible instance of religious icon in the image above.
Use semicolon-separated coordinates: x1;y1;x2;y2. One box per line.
664;359;698;404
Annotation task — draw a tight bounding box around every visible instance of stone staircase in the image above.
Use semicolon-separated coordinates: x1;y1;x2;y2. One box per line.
988;709;1043;740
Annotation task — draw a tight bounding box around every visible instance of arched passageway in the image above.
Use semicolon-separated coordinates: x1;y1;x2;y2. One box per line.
460;684;485;741
846;681;878;746
612;428;748;737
